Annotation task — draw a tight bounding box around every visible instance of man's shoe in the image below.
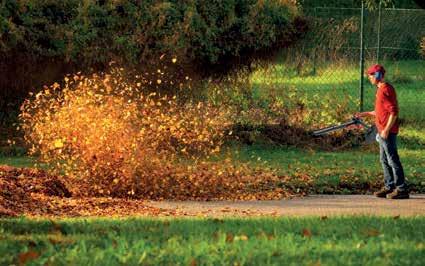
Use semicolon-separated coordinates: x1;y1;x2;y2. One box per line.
386;189;409;199
374;187;393;198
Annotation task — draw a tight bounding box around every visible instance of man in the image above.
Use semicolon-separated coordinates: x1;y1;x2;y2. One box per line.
356;64;409;199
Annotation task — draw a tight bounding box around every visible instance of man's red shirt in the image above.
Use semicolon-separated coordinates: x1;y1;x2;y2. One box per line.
375;82;399;134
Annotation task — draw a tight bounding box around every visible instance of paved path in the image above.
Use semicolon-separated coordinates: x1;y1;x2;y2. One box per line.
146;194;425;217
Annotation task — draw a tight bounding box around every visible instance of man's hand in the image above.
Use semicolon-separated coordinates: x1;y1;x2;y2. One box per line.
354;112;364;118
380;113;397;140
380;128;389;139
355;111;375;118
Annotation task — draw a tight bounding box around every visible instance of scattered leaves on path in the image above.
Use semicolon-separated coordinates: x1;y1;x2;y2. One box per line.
0;165;306;217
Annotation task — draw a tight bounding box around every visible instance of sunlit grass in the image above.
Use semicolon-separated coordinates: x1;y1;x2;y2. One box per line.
221;123;425;190
1;217;424;265
251;59;425;123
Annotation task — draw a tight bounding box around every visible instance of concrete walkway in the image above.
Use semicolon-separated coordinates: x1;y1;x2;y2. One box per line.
146;194;425;217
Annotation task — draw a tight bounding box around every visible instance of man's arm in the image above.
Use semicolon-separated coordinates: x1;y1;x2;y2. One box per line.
355;111;375;117
380;113;397;139
380;85;399;139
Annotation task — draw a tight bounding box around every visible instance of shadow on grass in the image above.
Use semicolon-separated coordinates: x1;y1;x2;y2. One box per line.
399;135;425;150
230;122;370;151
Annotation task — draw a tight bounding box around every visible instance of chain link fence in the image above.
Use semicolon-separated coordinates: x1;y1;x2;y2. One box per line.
253;5;425;124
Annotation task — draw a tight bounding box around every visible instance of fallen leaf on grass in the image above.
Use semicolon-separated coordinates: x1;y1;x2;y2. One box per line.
267;234;275;240
212;218;224;223
257;231;275;240
364;228;380;237
49;219;63;234
226;233;234;243
162;220;170;227
221;207;232;213
18;250;40;265
311;261;321;266
302;228;312;238
356;242;365;249
234;234;249;241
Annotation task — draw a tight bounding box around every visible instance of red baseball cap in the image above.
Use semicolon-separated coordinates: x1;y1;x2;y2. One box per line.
366;64;386;76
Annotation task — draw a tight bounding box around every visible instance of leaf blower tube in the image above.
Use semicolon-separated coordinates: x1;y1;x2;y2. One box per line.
312;117;377;144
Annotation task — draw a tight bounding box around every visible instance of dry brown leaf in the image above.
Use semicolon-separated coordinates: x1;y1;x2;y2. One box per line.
302;228;312;238
226;233;234;243
364;228;380;237
18;250;40;265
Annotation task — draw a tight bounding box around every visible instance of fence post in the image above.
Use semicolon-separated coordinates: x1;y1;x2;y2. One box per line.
359;1;365;112
312;7;317;76
377;0;382;63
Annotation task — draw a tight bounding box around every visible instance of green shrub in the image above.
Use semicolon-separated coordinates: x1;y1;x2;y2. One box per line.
0;0;305;68
299;0;420;9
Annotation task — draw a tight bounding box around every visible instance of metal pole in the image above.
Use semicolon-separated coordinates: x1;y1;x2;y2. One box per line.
359;1;365;112
377;0;382;63
312;7;317;76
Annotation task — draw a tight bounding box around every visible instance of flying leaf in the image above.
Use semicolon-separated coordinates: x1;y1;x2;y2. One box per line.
54;139;64;149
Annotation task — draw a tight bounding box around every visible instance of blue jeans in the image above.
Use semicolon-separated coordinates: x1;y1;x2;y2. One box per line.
378;133;407;191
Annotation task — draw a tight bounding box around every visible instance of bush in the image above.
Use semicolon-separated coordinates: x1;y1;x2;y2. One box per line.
0;0;305;69
299;0;419;9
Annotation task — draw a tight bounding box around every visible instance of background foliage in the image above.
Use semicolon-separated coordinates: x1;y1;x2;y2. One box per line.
0;0;307;129
0;0;305;67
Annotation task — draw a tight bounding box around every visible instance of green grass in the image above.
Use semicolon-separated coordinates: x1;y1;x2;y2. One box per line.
224;124;425;191
1;217;424;265
228;141;424;190
0;156;36;168
251;60;425;124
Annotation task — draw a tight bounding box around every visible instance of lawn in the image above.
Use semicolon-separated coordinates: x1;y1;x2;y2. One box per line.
251;59;425;123
225;124;425;192
1;217;424;265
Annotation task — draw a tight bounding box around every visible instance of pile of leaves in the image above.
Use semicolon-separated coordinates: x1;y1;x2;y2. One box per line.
0;165;68;217
0;164;313;217
0;165;189;217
